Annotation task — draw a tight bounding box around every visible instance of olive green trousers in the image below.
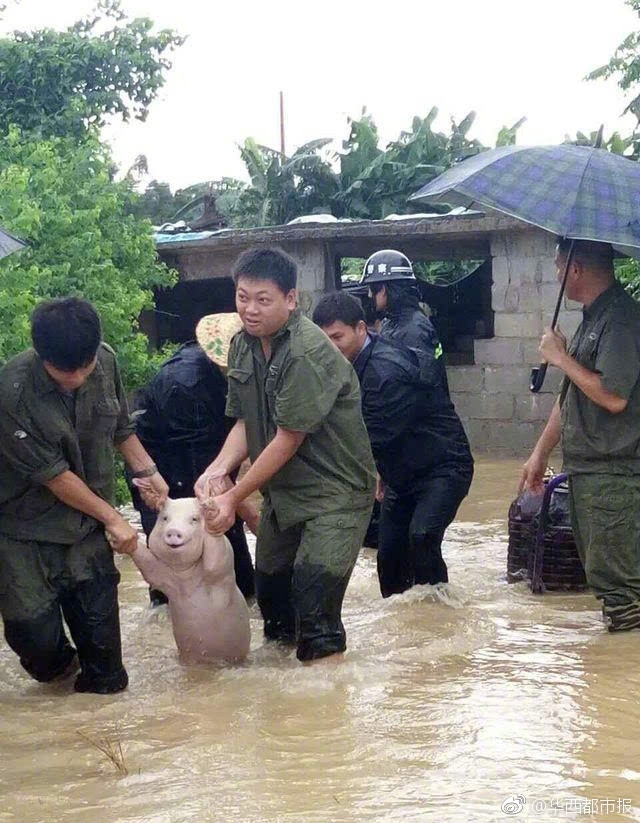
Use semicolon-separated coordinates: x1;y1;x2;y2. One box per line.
569;474;640;631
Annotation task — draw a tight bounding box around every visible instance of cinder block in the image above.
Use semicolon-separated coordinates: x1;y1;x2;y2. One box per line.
494;312;542;338
515;283;543;313
446;366;484;394
491;256;511;288
467;419;543;456
492;282;509;311
474;338;525;365
483;366;532;394
522;338;542;365
514;392;557;423
491;230;556;261
540;283;581;316
453;391;514;421
460;419;491;453
492;256;539;286
540;258;560;283
495;283;543;312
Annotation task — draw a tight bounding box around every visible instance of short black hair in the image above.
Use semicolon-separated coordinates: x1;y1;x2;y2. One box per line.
232;247;297;294
31;297;102;370
556;237;613;271
312;291;366;328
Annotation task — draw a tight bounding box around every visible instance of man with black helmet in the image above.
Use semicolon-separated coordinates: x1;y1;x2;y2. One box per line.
313;291;473;597
360;249;449;393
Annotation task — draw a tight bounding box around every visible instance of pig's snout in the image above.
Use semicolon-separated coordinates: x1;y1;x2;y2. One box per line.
163;524;192;547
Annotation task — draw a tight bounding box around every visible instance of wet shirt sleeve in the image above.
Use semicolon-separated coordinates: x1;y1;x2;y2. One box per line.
112;355;136;444
596;320;640;400
272;355;343;433
0;405;69;485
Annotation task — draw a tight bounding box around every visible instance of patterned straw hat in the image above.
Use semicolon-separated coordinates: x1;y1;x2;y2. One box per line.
195;312;244;368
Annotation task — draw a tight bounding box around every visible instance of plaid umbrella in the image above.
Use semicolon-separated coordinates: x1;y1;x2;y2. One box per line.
410;144;640;256
411;144;640;391
0;226;27;259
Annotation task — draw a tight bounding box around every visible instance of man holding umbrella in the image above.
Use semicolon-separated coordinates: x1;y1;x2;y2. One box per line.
520;238;640;631
411;138;640;631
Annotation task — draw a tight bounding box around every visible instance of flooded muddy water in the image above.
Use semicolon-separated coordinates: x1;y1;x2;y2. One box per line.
1;458;640;822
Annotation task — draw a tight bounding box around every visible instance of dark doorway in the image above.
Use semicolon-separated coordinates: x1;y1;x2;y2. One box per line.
152;278;237;346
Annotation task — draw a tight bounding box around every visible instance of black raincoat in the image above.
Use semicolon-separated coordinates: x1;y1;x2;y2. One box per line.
353;333;473;596
130;342;254;599
379;285;450;395
353;334;471;491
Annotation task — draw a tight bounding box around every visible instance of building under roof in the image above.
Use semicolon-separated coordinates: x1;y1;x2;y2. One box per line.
152;211;579;455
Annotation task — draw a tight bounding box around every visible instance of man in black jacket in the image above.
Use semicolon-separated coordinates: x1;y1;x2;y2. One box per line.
313;291;473;597
128;341;255;602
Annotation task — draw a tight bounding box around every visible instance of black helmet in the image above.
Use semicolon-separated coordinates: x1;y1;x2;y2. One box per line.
360;249;416;286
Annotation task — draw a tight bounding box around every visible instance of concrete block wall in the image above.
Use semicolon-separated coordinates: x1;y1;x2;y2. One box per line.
448;229;581;457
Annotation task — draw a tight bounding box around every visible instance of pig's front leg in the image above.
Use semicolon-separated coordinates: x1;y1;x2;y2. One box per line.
130;539;179;599
201;533;235;585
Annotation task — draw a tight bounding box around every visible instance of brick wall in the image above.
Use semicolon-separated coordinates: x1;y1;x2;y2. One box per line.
449;228;581;456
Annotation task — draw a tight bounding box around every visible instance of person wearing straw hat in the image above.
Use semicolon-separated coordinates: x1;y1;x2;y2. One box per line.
520;239;640;632
126;330;257;604
194;247;376;663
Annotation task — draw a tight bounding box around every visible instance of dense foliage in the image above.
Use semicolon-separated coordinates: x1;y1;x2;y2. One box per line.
139;108;521;228
0;1;182;385
587;0;640;291
0;0;184;140
0;126;175;383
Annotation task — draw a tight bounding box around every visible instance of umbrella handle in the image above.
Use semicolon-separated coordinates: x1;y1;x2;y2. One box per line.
528;239;575;394
530;363;547;393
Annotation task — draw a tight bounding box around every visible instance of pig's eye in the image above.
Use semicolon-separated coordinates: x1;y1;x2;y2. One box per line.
191;516;200;524
161;515;168;522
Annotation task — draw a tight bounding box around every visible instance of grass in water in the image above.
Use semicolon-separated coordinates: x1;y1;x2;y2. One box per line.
77;730;128;776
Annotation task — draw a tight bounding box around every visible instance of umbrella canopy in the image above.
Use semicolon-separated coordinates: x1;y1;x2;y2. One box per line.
411;143;640;392
0;226;27;259
410;144;640;256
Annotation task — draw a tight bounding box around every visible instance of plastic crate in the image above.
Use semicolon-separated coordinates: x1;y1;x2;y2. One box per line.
507;473;587;593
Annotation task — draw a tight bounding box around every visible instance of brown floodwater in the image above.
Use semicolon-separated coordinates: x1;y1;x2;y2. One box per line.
1;458;640;822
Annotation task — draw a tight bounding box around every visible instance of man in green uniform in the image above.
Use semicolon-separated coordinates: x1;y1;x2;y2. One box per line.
195;248;376;662
520;239;640;630
0;297;168;692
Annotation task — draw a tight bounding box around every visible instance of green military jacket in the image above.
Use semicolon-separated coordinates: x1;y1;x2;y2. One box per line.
0;343;135;543
226;309;376;530
560;282;640;474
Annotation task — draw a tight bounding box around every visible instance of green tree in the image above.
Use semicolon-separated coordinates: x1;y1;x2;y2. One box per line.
587;0;640;293
212;107;525;227
587;0;640;145
335;107;485;219
127;178;180;225
0;126;175;385
0;0;184;139
223;137;338;227
0;2;183;384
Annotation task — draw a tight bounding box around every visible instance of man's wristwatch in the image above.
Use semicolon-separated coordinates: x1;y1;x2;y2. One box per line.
131;464;158;479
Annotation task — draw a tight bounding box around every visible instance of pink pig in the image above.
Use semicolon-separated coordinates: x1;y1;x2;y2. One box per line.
129;497;250;663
